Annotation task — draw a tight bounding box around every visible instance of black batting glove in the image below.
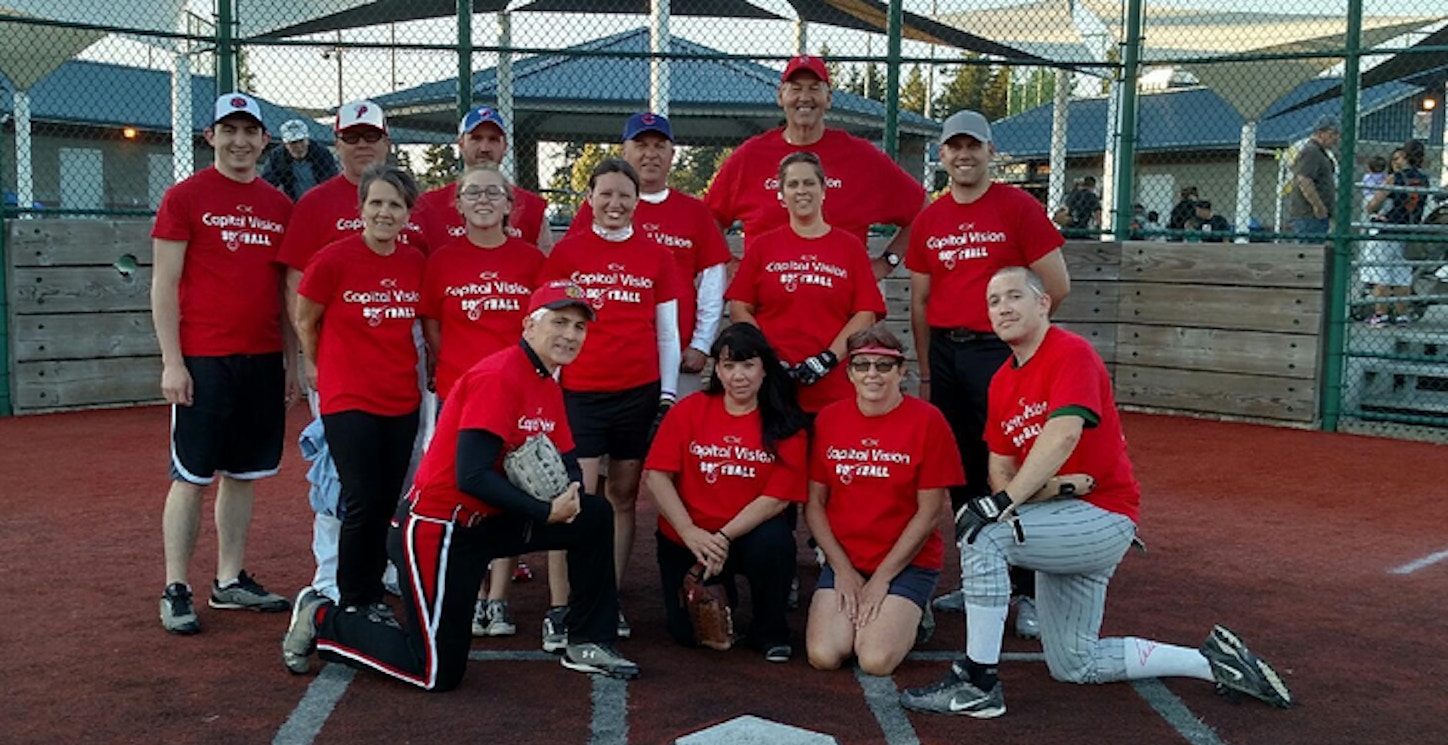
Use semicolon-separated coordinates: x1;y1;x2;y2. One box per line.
646;397;674;449
955;490;1015;545
792;350;838;386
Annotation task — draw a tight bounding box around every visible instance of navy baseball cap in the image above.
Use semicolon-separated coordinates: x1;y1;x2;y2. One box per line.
459;105;507;135
622;112;672;142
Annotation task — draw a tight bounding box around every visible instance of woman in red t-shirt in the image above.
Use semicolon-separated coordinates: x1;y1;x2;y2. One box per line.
726;152;885;414
419;163;548;639
644;323;811;661
804;325;964;676
296;164;427;614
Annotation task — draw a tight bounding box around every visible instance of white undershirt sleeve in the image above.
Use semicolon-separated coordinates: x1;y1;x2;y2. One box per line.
655;299;681;399
690;263;727;353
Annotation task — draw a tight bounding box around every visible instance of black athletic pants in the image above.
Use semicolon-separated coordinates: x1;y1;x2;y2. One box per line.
316;495;618;691
656;514;794;650
323;409;420;608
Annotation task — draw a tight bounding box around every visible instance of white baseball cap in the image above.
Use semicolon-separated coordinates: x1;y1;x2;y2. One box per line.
335;99;388;134
212;92;265;128
280;119;310;143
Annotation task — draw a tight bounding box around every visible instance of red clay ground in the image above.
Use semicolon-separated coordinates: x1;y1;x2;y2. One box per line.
2;406;1445;745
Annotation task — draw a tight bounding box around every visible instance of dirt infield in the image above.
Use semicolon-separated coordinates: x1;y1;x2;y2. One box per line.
2;406;1445;745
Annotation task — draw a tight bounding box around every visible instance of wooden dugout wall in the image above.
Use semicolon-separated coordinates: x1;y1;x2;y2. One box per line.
4;220;1324;424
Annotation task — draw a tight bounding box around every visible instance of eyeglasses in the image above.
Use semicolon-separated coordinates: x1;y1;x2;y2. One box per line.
459;186;509;202
849;359;902;374
338;130;384;144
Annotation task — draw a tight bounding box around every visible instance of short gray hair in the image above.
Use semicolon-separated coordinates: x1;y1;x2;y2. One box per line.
991;266;1047;298
357;163;420;209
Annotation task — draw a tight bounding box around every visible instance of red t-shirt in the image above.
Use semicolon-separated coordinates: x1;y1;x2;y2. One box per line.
644;392;809;546
276;174;427;272
411;343;575;519
538;230;680;392
297;235;426;416
414;183;549;251
568;190;732;348
905;183;1063;331
725;226;886;412
809;395;964;573
420;236;545;399
151;167;292;356
706;128;925;252
986;326;1140;523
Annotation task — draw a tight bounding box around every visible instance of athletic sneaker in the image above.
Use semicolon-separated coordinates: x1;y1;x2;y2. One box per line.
1200;624;1294;708
473;599;517;637
617;608;632;640
764;644;793;663
1013;596;1040;640
209;571;289;612
542;605;569;653
160;582;200;635
931;589;965;613
899;668;1006;718
561;642;640;679
1366;313;1391;327
282;587;332;675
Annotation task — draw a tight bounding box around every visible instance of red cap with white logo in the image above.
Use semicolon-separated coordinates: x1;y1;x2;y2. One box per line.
527;280;596;320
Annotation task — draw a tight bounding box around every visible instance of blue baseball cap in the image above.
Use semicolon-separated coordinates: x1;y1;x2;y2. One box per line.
622;111;673;142
459;105;507;135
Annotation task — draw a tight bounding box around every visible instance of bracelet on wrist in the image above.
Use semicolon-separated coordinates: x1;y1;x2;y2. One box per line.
717;530;732;544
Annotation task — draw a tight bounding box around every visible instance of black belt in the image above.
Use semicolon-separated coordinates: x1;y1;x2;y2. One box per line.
932;327;998;343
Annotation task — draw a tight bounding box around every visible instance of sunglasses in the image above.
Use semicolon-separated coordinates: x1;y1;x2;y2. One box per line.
849;359;902;374
338;130;384;144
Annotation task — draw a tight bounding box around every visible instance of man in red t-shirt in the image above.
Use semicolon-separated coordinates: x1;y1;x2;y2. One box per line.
413;105;554;252
706;54;927;279
568;112;732;394
900;267;1294;718
150;92;293;635
909;110;1071;631
283;280;640;688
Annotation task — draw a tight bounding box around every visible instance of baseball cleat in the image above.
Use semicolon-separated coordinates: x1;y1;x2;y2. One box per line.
1013;596;1040;640
282;587;331;675
561;643;640;680
1200;624;1294;709
210;570;289;612
542;605;569;653
900;668;1006;718
160;582;201;635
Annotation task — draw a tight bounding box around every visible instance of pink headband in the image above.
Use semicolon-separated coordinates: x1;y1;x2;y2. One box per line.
849;345;906;359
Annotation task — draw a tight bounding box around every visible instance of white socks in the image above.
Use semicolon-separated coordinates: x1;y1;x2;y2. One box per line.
1122;637;1213;681
964;603;1010;664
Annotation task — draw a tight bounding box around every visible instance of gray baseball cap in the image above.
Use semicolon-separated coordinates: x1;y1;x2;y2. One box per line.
1313;114;1341;132
940;109;992;145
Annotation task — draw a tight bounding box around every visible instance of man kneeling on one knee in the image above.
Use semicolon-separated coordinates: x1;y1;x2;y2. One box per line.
281;280;640;689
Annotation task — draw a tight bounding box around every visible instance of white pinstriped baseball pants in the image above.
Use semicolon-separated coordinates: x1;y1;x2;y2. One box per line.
961;499;1137;684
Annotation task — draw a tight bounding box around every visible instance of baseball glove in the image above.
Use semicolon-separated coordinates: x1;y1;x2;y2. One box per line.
503;434;571;502
681;563;734;651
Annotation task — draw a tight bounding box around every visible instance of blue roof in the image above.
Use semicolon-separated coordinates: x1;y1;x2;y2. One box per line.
992;77;1421;159
0;60;335;144
374;28;938;136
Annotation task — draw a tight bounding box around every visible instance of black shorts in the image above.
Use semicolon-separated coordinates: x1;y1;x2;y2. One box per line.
563;381;660;461
170;353;285;485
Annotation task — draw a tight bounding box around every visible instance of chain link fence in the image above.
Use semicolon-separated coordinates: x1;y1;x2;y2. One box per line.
1;1;1446;434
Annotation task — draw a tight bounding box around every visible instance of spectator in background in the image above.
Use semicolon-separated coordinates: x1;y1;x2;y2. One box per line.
1288;115;1341;241
1361;154;1390;211
1063;176;1102;231
263;119;339;202
1184;200;1230;241
1363;140;1431;326
1167;186;1199;238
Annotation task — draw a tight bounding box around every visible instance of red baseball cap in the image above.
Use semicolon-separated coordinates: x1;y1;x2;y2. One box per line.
527;280;595;320
782;54;830;85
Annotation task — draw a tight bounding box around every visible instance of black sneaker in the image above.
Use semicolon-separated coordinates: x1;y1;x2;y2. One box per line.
160;582;200;635
764;644;792;663
899;668;1006;718
542;605;569;653
561;642;640;680
1201;624;1294;708
210;571;289;612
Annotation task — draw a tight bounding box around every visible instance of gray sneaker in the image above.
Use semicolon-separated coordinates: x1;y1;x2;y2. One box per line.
1013;596;1040;640
542;605;569;653
561;642;640;680
1201;624;1294;709
474;599;516;637
900;668;1006;718
210;571;289;612
160;582;201;635
282;587;332;675
931;589;965;613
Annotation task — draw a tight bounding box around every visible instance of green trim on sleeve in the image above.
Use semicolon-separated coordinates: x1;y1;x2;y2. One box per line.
1050;405;1100;427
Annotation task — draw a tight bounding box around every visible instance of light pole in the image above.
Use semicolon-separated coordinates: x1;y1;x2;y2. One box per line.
321;31;343;110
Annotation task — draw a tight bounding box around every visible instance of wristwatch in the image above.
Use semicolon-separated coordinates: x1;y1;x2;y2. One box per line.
882;251;902;268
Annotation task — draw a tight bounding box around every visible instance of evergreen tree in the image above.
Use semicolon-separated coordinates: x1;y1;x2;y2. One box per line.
669;145;733;196
934;52;989;118
900;64;929;115
417;144;458;190
982;65;1011;120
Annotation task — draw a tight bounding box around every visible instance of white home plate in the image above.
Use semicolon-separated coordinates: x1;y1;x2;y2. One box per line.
674;715;839;745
